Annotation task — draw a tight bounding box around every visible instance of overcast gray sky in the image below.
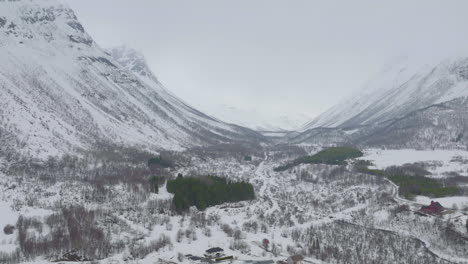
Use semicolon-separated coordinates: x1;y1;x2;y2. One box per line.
65;0;468;128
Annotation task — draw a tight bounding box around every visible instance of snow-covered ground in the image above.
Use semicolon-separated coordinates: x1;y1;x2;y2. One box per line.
0;200;18;254
1;150;468;263
0;152;400;263
362;148;468;177
0;173;53;255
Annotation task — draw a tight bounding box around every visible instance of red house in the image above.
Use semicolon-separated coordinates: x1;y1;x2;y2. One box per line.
420;201;444;214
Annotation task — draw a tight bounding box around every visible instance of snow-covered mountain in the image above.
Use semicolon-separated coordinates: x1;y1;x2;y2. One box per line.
0;0;263;159
302;56;468;130
203;104;312;132
294;55;468;149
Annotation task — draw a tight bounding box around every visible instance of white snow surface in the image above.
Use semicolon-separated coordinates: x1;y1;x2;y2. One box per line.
0;172;54;254
1;151;468;263
362;148;468;177
0;200;19;253
204;104;312;132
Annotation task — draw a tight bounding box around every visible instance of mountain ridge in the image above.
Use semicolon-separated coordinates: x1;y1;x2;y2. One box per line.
301;56;468;131
293;54;468;149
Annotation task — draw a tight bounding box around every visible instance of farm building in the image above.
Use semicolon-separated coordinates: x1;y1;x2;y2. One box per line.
204;247;225;258
420;201;444;214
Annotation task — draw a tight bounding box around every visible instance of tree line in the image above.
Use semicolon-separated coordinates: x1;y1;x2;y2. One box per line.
275;147;363;171
356;162;460;199
167;175;255;212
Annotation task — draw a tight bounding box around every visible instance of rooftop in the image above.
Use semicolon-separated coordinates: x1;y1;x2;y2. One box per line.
206;247;224;253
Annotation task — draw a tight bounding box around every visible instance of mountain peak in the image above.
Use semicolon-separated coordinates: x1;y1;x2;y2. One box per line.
107;46;158;83
0;0;94;49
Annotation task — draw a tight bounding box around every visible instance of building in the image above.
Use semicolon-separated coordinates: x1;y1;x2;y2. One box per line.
287;255;304;264
205;247;225;258
420;201;444;214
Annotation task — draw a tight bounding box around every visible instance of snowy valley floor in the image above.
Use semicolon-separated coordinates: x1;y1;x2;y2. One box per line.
1;149;468;264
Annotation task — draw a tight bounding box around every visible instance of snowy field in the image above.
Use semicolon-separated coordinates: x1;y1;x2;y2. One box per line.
361;148;468;177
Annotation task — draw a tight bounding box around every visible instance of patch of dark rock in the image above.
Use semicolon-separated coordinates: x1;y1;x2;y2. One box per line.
0;17;6;28
3;224;15;235
67;21;84;32
22;8;56;24
69;35;93;46
7;22;16;29
457;65;468;80
78;56;116;68
95;57;117;68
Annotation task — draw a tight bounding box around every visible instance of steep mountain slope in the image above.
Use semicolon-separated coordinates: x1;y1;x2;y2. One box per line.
294;56;468;149
0;0;263;159
302;56;468;130
356;97;468;149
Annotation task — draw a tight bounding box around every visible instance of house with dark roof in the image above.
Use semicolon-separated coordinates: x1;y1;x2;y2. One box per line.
204;247;225;258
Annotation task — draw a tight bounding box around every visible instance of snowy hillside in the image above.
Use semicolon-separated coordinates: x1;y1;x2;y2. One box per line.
292;55;468;149
302;55;468;130
0;0;263;159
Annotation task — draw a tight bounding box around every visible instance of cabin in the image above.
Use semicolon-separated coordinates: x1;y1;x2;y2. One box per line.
204;247;225;258
420;201;444;214
286;255;304;264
